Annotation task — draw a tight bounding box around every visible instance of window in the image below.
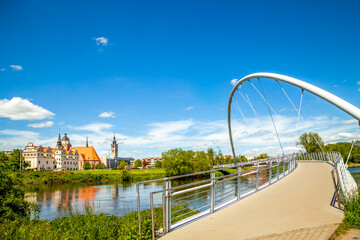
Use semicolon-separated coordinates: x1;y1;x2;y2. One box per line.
46;161;48;164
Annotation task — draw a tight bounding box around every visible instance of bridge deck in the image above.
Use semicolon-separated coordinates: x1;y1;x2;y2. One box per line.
160;162;343;240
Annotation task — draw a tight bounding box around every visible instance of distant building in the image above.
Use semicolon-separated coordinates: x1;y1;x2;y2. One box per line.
99;155;107;167
3;149;15;155
23;134;101;171
110;135;118;159
142;157;161;168
244;154;255;162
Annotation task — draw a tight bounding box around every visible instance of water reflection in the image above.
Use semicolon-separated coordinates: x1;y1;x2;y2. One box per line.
26;167;359;221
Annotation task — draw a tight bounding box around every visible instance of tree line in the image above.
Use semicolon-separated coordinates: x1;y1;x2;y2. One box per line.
298;132;360;163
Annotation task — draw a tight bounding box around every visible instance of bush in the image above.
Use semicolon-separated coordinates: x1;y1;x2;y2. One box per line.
120;170;133;182
342;190;360;228
0;162;38;222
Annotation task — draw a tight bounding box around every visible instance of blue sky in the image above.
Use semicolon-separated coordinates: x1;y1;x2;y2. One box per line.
0;0;359;158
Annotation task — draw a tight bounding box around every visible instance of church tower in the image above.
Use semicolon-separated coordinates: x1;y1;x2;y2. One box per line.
110;135;118;159
61;133;72;151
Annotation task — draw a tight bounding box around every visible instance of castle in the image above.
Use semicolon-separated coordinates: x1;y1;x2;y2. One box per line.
23;133;101;171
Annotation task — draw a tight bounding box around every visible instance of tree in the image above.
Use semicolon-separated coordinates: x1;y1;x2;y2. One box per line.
298;132;324;153
95;163;106;169
237;155;248;162
255;153;270;160
191;151;211;172
1;150;29;172
83;161;92;170
207;148;215;165
214;149;224;165
118;160;128;170
134;159;142;168
0;160;38;222
162;148;194;176
155;160;162;168
162;149;212;176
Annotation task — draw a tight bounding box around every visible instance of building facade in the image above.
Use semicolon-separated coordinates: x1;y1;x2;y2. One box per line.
23;134;101;171
110;135;118;159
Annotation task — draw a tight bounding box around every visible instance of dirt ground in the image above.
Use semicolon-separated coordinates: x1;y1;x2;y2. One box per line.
333;229;360;240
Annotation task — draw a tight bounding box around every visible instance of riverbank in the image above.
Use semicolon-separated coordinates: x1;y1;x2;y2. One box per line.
20;168;166;185
348;163;360;168
0;204;196;240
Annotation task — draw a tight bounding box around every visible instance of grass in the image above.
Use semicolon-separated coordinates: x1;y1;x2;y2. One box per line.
0;204;198;240
20;168;166;185
332;189;360;238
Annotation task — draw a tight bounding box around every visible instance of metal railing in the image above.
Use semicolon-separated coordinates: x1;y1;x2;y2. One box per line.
136;154;297;240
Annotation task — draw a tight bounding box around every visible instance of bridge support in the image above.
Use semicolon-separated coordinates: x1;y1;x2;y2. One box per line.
256;163;259;191
269;161;272;184
237;166;242;200
210;172;215;213
164;180;171;233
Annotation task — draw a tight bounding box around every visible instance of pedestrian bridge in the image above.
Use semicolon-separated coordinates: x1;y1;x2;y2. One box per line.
136;73;359;239
160;161;343;240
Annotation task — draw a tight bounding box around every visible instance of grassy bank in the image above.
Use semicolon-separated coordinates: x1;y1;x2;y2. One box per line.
20;168;166;185
0;204;196;240
333;189;360;238
20;167;253;185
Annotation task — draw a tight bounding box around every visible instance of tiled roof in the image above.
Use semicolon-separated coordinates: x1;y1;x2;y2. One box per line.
70;146;100;161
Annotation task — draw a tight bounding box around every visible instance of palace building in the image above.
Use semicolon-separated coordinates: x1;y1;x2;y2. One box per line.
23;133;101;171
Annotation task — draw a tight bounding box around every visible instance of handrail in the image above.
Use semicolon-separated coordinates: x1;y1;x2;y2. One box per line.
145;154;298;240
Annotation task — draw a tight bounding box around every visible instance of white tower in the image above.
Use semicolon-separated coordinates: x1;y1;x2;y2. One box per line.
110;135;118;159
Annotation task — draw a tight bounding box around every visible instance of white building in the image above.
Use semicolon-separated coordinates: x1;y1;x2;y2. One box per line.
22;134;79;171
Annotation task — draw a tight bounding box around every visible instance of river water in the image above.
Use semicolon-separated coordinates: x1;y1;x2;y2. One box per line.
25;167;360;221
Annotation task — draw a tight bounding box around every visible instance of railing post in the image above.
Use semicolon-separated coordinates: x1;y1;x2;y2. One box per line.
237;166;241;200
256;163;259;191
210;172;215;213
269;160;273;184
164;180;171;233
277;159;280;180
283;159;286;176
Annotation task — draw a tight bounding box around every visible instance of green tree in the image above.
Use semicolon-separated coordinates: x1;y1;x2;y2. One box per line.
155;160;162;168
207;147;215;165
0;160;38;222
95;163;106;169
214;149;224;165
298;132;324;153
255;153;270;160
191;151;211;172
134;159;142;168
162;148;194;176
2;150;29;171
83;161;92;170
118;160;128;170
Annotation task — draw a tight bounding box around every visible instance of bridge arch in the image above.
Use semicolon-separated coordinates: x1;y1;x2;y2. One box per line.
228;72;360;164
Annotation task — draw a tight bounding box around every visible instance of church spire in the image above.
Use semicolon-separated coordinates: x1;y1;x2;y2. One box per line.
86;136;88;148
57;133;62;149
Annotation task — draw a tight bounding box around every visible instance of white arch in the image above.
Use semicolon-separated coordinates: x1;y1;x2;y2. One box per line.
228;72;360;163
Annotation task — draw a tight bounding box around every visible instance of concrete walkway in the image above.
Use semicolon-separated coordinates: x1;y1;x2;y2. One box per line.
160;162;344;240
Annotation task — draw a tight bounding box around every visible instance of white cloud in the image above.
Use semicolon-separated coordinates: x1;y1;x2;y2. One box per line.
27;121;54;128
357;81;360;85
68;123;113;133
95;37;108;46
0;97;55;120
185;106;194;111
9;65;23;71
230;79;238;86
99;111;115;118
340;119;358;125
0;68;5;71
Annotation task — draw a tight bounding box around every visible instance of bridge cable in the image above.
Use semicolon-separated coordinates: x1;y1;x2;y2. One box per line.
345;122;360;166
294;89;304;148
234;99;247;121
249;80;277;115
258;78;285;156
274;81;326;156
237;86;262;121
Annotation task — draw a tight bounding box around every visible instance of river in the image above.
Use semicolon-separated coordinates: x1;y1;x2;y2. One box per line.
25;167;360;220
